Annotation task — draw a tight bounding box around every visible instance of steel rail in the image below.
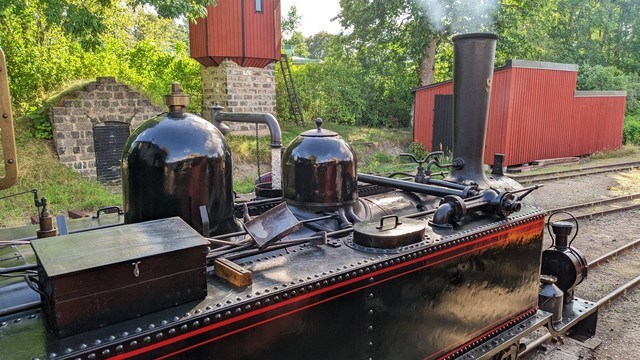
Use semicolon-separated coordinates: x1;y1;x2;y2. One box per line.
597;275;640;307
547;193;640;214
588;238;640;270
513;161;640;184
547;194;640;221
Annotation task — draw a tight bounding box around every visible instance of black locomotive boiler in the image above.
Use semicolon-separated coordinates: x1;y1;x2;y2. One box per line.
0;33;597;359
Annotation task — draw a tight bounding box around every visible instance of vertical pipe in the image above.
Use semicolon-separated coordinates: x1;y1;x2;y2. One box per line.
448;33;498;187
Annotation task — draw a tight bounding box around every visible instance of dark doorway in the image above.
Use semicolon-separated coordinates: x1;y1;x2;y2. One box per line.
432;94;453;154
94;122;130;182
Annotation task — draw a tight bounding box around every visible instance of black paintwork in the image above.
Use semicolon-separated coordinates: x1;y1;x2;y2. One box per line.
282;121;358;210
0;208;545;359
448;33;498;186
121;112;240;235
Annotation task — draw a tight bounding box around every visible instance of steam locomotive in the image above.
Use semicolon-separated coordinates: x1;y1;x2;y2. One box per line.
0;33;597;359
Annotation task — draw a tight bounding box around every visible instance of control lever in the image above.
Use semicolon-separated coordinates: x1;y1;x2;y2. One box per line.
495;184;543;217
399;151;446;183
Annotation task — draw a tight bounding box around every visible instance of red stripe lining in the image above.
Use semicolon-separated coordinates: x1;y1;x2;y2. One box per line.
433;305;538;360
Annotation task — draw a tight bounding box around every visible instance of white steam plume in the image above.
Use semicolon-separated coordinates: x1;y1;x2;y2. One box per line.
417;0;500;34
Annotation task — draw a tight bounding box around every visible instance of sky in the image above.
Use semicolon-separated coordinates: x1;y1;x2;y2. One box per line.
280;0;342;36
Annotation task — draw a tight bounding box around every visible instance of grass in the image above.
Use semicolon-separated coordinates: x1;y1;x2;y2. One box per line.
587;145;638;160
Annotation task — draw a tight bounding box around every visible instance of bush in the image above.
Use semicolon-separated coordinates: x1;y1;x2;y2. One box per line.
623;113;640;145
276;59;367;126
25;106;53;139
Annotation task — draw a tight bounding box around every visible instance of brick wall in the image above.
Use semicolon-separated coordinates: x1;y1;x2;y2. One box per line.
200;60;276;131
50;77;162;181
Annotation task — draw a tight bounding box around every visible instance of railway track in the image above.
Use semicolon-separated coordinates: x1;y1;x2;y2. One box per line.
510;161;640;184
546;192;640;221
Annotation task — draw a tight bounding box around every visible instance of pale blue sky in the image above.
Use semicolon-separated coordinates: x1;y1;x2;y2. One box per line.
281;0;342;36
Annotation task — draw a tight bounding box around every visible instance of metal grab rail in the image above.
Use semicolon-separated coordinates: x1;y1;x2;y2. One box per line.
0;48;18;190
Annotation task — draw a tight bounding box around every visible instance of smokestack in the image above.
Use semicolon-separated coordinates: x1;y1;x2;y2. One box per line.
448;33;498;187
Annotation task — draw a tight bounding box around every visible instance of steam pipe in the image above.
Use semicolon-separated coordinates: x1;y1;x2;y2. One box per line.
211;104;283;189
0;264;37;275
347;205;364;223
211;105;282;148
337;208;352;228
357;173;467;198
431;186;533;228
431;201;461;228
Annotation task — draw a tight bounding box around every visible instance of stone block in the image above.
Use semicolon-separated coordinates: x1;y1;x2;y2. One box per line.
59;155;76;164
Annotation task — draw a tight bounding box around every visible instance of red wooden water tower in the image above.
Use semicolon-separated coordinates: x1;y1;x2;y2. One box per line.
189;0;281;117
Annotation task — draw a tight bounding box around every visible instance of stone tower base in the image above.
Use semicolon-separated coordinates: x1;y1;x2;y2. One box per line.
201;59;276;133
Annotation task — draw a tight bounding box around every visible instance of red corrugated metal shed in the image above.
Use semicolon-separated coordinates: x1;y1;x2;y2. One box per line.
189;0;281;68
412;60;627;166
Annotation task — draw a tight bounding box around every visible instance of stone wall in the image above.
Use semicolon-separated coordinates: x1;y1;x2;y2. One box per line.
50;77;162;181
200;60;276;131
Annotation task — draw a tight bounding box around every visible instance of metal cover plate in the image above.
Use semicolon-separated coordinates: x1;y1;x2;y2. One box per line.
31;217;209;277
244;202;302;250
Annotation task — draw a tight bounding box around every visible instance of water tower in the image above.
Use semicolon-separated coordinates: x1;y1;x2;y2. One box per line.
189;0;281;119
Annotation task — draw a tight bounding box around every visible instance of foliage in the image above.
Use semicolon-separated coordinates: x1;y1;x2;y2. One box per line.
407;142;430;160
336;0;438;79
24;107;53;139
281;5;309;57
0;3;202;118
281;4;301;36
277;58;367;125
577;64;640;113
305;32;337;60
624;113;640;145
285;32;311;57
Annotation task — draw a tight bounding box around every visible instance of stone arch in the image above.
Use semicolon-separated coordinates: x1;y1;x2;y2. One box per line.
50;77;162;181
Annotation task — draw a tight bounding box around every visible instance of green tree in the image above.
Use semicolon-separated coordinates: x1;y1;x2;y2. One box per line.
336;0;440;87
306;32;337;60
281;4;300;36
281;5;309;57
0;1;203;118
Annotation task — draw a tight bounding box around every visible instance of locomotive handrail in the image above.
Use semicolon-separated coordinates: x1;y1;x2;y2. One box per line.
0;48;18;190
